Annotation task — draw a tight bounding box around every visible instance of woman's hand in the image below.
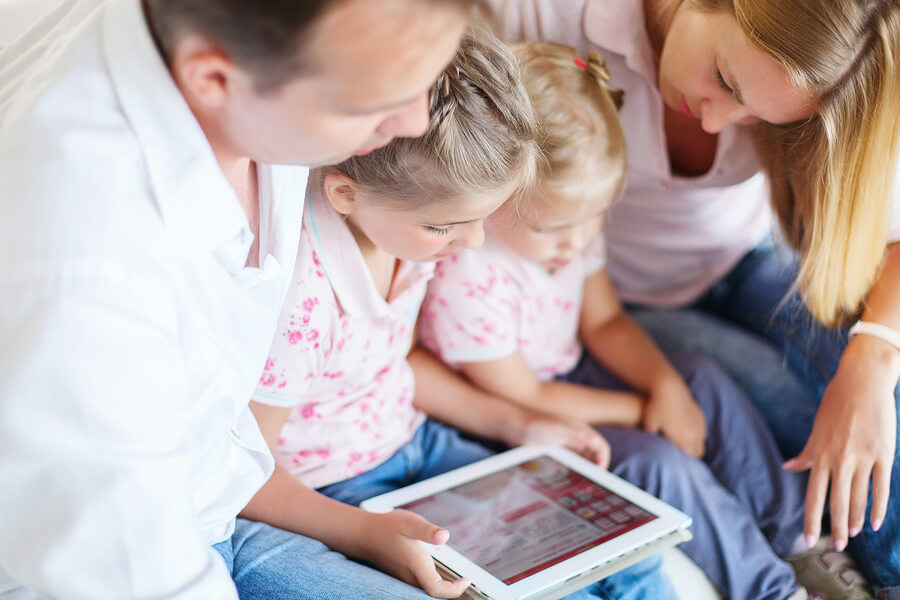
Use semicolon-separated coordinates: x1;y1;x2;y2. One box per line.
642;374;707;458
357;510;471;598
508;410;611;468
784;336;897;552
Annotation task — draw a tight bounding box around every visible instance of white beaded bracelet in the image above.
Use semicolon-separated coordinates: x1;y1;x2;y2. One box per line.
848;321;900;352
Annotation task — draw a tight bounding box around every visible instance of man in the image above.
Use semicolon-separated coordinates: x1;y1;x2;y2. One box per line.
0;1;471;597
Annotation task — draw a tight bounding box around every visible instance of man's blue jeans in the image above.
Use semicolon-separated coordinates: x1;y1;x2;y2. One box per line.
627;242;900;598
215;420;678;599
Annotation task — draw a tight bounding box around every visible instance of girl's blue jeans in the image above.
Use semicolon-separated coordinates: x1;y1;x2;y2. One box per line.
214;419;677;599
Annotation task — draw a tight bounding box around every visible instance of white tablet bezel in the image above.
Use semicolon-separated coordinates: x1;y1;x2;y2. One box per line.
361;445;692;600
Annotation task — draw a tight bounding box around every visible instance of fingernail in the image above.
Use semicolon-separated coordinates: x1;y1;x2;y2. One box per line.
834;538;847;552
805;534;817;549
849;526;861;537
873;518;884;531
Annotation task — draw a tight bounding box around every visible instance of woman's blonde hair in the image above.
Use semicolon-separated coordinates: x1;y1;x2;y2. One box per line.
696;0;900;327
326;24;540;208
511;42;627;217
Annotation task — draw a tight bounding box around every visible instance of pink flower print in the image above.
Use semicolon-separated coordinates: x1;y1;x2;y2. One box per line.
437;298;449;308
306;329;320;342
374;366;391;383
472;334;487;345
300;404;321;419
277;436;286;446
302;314;311;325
263;358;275;371
368;451;380;462
259;372;276;387
312;251;322;267
302;297;318;313
277;380;288;389
555;298;574;312
298;449;315;458
323;371;343;379
304;372;315;381
360;422;371;433
349;451;364;464
360;402;372;415
316;448;331;459
286;329;304;345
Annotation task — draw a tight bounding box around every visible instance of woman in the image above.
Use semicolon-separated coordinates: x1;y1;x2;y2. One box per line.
490;0;900;597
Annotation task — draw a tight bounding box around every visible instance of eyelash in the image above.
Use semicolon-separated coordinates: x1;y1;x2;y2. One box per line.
425;225;452;235
715;68;734;94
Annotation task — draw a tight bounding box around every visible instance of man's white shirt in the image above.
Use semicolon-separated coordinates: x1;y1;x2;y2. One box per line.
0;0;308;597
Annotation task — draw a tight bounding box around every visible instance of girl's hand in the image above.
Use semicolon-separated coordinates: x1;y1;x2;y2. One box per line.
510;410;611;468
784;338;897;553
358;510;471;598
643;375;706;458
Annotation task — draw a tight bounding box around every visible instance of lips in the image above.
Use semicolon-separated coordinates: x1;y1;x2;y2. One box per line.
680;95;698;119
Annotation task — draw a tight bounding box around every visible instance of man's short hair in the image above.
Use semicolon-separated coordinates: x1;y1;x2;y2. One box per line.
143;0;475;92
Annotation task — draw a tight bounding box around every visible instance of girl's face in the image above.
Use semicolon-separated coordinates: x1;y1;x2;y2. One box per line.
489;195;605;274
657;2;816;133
327;174;518;262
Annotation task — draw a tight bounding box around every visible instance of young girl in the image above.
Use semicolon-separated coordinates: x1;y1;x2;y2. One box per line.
488;4;900;594
420;42;827;600
238;28;674;600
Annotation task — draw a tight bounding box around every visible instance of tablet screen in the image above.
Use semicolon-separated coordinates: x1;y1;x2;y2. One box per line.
402;455;657;584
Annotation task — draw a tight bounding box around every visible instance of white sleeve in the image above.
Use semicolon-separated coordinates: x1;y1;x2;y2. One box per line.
487;0;593;52
0;269;238;600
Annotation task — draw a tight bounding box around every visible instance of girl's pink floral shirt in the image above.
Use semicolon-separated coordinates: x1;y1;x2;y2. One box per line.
420;234;606;380
252;180;428;489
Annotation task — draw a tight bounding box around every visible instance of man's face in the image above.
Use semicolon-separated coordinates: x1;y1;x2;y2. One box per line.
213;0;469;167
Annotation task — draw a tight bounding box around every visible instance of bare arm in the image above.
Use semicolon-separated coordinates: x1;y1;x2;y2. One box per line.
786;242;900;551
578;269;707;457
409;347;611;466
241;402;470;599
454;351;643;427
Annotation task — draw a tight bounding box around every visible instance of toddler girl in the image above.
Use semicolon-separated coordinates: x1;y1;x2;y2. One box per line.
241;29;673;600
420;42;815;600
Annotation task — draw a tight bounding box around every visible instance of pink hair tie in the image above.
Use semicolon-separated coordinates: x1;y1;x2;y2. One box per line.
574;57;588;70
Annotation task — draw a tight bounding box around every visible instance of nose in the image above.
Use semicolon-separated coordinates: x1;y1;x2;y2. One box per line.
699;98;751;134
455;221;486;251
377;93;431;140
559;225;587;252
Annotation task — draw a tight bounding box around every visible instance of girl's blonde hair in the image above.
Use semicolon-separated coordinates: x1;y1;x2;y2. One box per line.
511;42;627;216
326;24;540;207
695;0;900;327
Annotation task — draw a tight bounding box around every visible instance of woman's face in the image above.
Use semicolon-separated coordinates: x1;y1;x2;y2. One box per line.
657;2;816;133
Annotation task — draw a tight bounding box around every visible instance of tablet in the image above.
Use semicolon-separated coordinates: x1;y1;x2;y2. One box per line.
361;445;692;600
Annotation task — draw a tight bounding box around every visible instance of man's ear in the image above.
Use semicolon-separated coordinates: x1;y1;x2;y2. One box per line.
323;172;362;216
170;35;239;111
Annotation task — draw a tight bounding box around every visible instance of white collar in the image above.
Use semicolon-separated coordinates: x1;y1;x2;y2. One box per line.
102;0;252;268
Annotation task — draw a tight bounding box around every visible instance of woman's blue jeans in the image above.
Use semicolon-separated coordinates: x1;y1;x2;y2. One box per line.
627;242;900;597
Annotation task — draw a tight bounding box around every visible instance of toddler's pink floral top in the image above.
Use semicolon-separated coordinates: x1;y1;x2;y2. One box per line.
421;234;606;380
252;179;428;488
